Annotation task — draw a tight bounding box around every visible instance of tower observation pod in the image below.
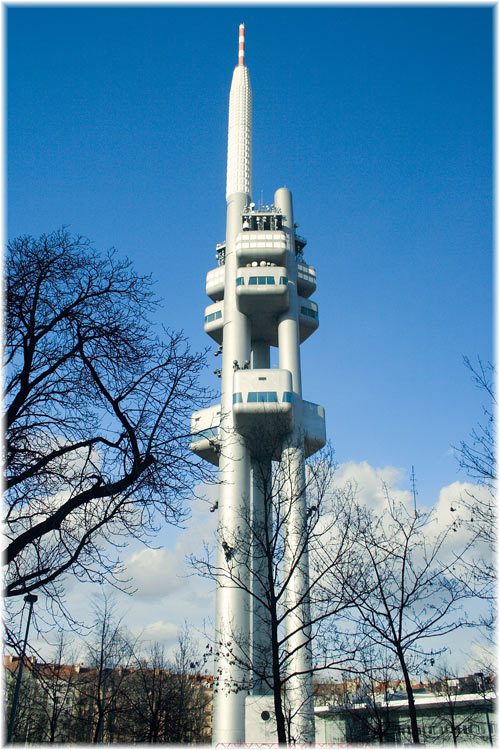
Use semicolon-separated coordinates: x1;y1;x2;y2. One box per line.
190;25;326;744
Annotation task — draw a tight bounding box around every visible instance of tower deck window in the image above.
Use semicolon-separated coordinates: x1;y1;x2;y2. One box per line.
233;392;243;404
236;277;245;286
247;391;278;403
205;310;223;323
300;306;318;320
191;426;218;443
248;276;276;285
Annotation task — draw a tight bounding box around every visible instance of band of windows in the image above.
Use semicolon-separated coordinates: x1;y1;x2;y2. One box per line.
233;391;294;404
236;276;288;286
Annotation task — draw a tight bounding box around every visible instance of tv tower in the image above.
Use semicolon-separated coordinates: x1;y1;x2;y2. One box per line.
190;25;325;744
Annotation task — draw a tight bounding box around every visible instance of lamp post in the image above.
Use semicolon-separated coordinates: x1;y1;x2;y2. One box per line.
7;594;38;743
474;672;493;745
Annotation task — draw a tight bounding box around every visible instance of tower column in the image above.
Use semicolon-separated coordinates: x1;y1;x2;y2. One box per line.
276;187;315;743
212;191;251;744
248;341;273;695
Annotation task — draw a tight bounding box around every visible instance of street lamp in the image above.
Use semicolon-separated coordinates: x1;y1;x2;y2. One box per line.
7;594;38;743
474;672;493;746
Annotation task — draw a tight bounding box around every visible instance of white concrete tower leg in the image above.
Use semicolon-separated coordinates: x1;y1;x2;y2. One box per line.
249;341;273;696
212;25;253;744
212;193;252;744
276;187;315;743
250;455;273;695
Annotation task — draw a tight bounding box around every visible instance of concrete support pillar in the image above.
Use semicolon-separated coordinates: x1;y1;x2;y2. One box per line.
249;341;272;695
212;191;251;744
276;187;315;744
250;457;273;695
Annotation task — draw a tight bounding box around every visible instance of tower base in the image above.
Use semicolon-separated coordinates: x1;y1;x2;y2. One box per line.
245;696;278;743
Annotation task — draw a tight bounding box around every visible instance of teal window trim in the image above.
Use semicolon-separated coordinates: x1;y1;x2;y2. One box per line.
283;392;294;403
280;276;288;285
236;277;245;286
233;392;243;404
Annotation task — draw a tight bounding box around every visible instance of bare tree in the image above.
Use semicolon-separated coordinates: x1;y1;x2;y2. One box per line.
28;632;81;742
425;663;478;745
123;642;172;743
72;596;135;743
192;435;359;745
5;229;210;611
4;654;44;743
331;489;476;744
453;356;496;631
455;357;495;486
342;646;401;744
124;631;211;743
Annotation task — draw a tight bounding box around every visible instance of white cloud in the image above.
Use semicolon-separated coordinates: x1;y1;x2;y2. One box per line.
126;547;184;599
134;619;181;647
463;642;496;674
123;485;219;603
431;480;494;563
331;460;412;514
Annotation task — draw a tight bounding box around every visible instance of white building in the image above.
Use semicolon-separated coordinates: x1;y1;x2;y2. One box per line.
315;688;496;744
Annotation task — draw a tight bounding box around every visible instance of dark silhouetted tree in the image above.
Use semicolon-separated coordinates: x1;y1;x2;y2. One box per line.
5;229;210;612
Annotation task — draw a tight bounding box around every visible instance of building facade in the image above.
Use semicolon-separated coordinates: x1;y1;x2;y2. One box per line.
315;689;496;745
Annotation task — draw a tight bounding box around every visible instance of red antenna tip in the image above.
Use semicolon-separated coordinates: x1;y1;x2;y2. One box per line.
238;23;245;65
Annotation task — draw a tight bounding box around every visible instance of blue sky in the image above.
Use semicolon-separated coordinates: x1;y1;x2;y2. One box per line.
8;5;492;503
7;5;493;662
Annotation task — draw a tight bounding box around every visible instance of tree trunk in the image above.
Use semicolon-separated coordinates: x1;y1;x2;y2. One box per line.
397;648;420;744
92;711;103;744
270;621;287;744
